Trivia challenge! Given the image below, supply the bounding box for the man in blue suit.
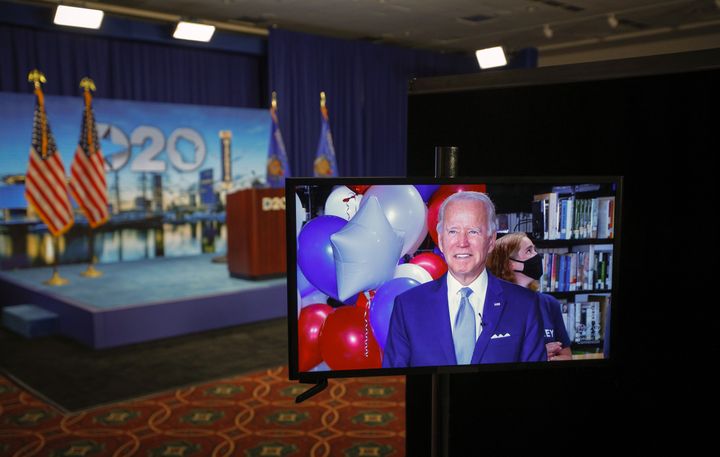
[383,191,547,367]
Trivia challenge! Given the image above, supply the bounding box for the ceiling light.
[173,21,216,42]
[475,46,507,70]
[608,13,619,29]
[53,5,104,29]
[543,24,554,39]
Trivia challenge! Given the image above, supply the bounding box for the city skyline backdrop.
[0,92,271,213]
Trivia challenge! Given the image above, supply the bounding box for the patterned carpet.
[0,367,405,457]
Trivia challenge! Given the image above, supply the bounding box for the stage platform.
[0,254,287,349]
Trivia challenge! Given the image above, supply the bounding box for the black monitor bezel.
[286,175,623,382]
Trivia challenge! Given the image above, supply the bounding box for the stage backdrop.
[0,92,270,269]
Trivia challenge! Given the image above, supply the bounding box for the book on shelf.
[533,192,558,240]
[559,197,568,240]
[569,253,578,292]
[567,301,601,345]
[532,191,615,241]
[597,196,615,239]
[531,200,543,239]
[573,198,583,239]
[559,299,570,339]
[587,294,611,346]
[538,247,613,293]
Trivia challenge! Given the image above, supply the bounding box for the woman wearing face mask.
[487,232,572,361]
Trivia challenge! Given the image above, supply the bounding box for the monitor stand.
[295,378,328,403]
[429,146,459,457]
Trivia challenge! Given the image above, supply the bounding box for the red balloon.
[426,184,487,245]
[410,253,448,280]
[348,185,371,194]
[427,192,445,246]
[354,290,376,310]
[298,304,334,372]
[319,306,382,370]
[440,184,486,195]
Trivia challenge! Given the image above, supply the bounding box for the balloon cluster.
[296,184,485,371]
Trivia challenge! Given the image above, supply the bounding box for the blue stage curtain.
[268,29,476,177]
[0,24,264,107]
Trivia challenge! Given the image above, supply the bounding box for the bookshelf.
[493,182,618,358]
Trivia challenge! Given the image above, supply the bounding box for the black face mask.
[511,254,543,281]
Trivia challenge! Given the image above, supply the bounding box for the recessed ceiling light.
[53,5,104,29]
[543,24,554,39]
[475,46,507,69]
[608,13,619,29]
[173,21,216,42]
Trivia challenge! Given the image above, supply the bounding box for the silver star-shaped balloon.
[331,196,404,302]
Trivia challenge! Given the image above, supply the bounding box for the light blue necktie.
[454,287,476,365]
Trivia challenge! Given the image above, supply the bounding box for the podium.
[226,188,287,279]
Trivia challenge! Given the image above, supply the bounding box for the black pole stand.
[430,146,460,457]
[294,378,328,403]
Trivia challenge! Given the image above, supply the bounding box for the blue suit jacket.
[382,271,547,367]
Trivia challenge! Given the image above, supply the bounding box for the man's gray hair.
[436,191,498,236]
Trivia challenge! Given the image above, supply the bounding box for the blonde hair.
[486,232,539,292]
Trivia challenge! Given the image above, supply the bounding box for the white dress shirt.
[447,269,488,342]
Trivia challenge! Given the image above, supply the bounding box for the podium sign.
[226,188,287,279]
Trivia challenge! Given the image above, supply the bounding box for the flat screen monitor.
[286,176,622,380]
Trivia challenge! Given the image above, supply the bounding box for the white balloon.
[362,185,428,256]
[394,263,433,284]
[295,193,306,238]
[324,186,362,221]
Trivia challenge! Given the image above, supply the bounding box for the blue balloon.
[297,268,315,297]
[370,277,420,350]
[433,246,445,259]
[297,215,347,299]
[301,290,329,307]
[414,184,440,202]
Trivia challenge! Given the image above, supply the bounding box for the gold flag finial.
[80,78,97,154]
[320,91,326,108]
[80,77,96,92]
[28,69,46,89]
[271,91,277,110]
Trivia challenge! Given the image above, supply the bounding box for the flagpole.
[78,77,103,278]
[27,69,70,287]
[81,230,103,277]
[314,91,336,177]
[43,236,68,286]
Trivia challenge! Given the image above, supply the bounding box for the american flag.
[24,82,74,236]
[69,82,109,228]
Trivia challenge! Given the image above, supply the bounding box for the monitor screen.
[286,176,622,379]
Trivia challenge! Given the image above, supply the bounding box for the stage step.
[2,304,59,338]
